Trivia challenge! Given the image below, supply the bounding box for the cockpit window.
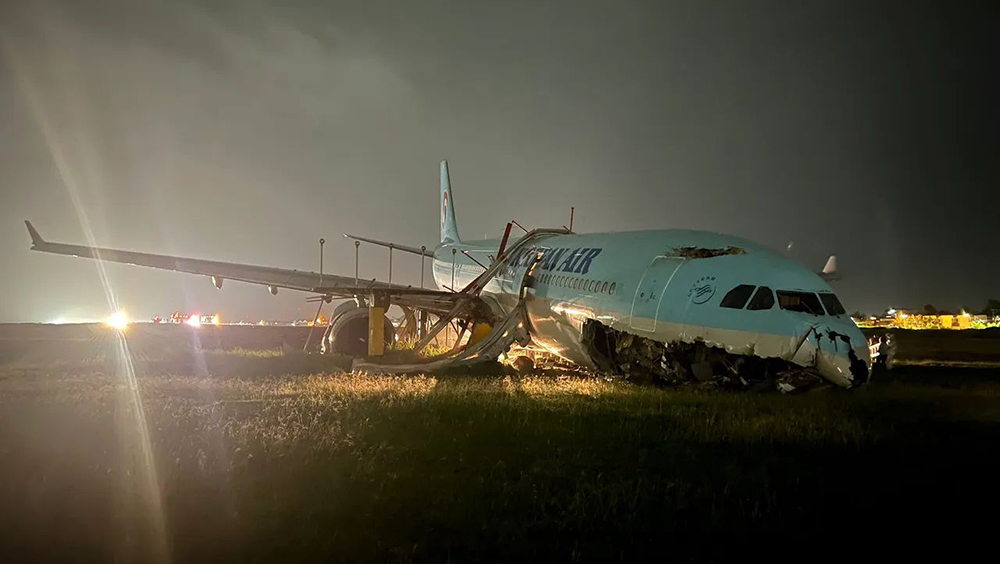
[747,286,775,310]
[777,291,825,316]
[720,284,756,309]
[818,293,846,315]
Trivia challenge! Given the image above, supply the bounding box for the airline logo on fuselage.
[506,247,603,275]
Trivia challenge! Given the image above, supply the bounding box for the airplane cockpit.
[719,284,848,317]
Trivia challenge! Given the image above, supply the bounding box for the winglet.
[25,221,45,247]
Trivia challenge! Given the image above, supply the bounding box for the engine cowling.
[322,303,395,357]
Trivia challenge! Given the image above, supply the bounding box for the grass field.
[1,324,998,562]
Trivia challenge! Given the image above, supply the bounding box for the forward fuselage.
[432,229,869,387]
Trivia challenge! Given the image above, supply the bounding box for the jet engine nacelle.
[322,301,395,357]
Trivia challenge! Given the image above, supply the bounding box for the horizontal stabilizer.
[818,255,840,281]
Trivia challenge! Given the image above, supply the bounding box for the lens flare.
[106,310,130,329]
[5,32,169,562]
[185,314,201,328]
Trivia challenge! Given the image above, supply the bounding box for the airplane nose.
[815,325,871,388]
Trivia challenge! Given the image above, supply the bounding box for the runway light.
[185,314,201,328]
[106,310,130,330]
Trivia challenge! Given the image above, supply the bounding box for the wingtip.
[24,220,44,246]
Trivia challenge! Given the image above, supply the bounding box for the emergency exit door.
[629,256,685,332]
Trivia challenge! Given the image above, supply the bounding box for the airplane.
[24,161,870,390]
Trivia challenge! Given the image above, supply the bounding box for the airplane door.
[629,257,685,332]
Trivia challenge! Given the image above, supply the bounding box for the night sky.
[1,0,996,322]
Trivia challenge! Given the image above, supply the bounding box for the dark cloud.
[1,0,997,321]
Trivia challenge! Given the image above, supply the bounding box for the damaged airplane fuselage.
[24,159,870,388]
[435,227,869,388]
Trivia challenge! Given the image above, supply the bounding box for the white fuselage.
[432,229,869,387]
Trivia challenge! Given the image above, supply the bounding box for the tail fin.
[440,160,461,244]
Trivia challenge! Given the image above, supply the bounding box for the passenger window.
[720,284,756,309]
[601,281,608,293]
[818,293,846,315]
[777,291,826,316]
[747,286,774,310]
[609,282,616,295]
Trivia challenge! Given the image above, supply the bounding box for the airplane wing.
[24,221,457,311]
[343,233,434,257]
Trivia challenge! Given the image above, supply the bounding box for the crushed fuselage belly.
[581,319,868,392]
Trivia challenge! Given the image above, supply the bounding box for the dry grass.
[1,325,999,562]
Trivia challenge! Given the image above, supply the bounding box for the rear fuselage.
[432,229,869,387]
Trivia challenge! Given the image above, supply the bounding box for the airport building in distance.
[855,310,999,330]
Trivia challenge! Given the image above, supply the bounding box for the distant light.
[901,313,908,319]
[887,308,897,316]
[211,314,221,326]
[185,315,201,328]
[106,310,130,330]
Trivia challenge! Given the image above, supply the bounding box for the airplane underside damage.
[351,301,530,375]
[581,320,864,392]
[349,228,567,375]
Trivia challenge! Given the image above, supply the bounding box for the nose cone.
[815,321,871,388]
